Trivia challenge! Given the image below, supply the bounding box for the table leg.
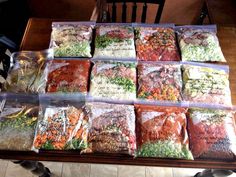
[194,169,235,177]
[12,160,51,177]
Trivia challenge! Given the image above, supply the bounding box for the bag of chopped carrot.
[187,108,236,160]
[135,104,193,160]
[33,93,88,151]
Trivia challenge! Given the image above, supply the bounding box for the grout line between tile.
[171,168,174,177]
[3,160,9,177]
[89,163,92,177]
[60,163,64,177]
[145,166,147,177]
[117,165,119,177]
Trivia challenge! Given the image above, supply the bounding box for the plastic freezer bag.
[135,27,180,61]
[176,25,226,62]
[90,61,136,101]
[50,22,94,58]
[84,102,136,155]
[137,63,182,102]
[4,50,53,93]
[33,94,88,150]
[93,25,136,59]
[135,104,193,160]
[182,64,232,106]
[188,108,236,160]
[0,94,38,151]
[46,59,90,93]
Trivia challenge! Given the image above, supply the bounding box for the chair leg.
[194,169,234,177]
[12,160,52,177]
[197,1,209,25]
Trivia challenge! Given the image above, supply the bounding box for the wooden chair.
[90,0,166,23]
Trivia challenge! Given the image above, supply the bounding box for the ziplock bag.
[83,102,136,155]
[0,93,38,151]
[89,61,136,101]
[134,24,180,61]
[135,104,193,160]
[93,24,136,60]
[187,107,236,160]
[33,93,88,150]
[182,63,232,106]
[4,49,53,93]
[176,25,226,62]
[137,62,182,102]
[46,59,91,93]
[50,22,95,58]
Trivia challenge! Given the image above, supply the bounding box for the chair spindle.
[141,2,147,23]
[122,1,127,22]
[131,2,137,22]
[155,0,165,23]
[112,1,116,22]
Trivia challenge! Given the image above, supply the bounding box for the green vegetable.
[54,41,91,57]
[64,139,87,150]
[95,35,124,49]
[109,77,136,92]
[179,30,225,62]
[41,140,54,150]
[115,62,136,68]
[137,140,193,160]
[0,115,37,130]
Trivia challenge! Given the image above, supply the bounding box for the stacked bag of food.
[0,22,235,162]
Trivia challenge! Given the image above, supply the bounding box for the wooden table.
[1,18,236,170]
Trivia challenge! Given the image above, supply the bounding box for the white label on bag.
[141,111,164,123]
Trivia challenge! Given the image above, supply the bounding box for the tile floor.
[0,159,236,177]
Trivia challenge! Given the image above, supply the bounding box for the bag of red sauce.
[135,104,193,160]
[46,59,90,93]
[187,108,236,161]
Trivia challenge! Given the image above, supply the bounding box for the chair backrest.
[100,0,165,23]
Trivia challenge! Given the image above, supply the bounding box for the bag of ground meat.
[188,108,236,160]
[176,25,226,62]
[134,24,180,61]
[182,63,232,106]
[0,93,38,151]
[83,102,136,155]
[50,22,94,58]
[137,62,182,102]
[46,59,90,93]
[89,61,136,101]
[93,24,136,60]
[33,94,88,151]
[135,104,193,160]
